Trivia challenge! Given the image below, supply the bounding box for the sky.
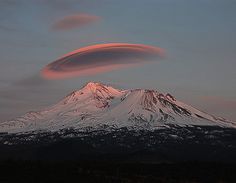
[0,0,236,121]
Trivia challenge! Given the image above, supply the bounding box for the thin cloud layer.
[52,13,100,31]
[41,43,165,79]
[201,96,236,109]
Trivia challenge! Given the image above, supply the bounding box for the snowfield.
[1,82,235,133]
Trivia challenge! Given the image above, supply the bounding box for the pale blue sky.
[0,0,236,121]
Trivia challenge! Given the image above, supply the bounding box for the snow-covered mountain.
[1,82,235,133]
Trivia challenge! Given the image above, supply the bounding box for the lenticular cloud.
[52,13,100,31]
[41,43,165,79]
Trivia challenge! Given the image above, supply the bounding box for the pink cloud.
[41,43,165,79]
[52,13,100,31]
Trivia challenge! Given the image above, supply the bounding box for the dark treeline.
[0,160,236,183]
[1,126,236,162]
[0,126,236,182]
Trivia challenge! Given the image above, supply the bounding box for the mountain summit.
[1,82,235,133]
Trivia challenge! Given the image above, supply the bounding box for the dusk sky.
[0,0,236,121]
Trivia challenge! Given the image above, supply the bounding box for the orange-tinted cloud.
[41,43,165,79]
[52,13,100,31]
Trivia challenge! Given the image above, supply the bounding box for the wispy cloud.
[52,13,100,31]
[0,25,17,32]
[200,96,236,109]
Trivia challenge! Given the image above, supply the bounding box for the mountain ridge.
[1,81,235,133]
